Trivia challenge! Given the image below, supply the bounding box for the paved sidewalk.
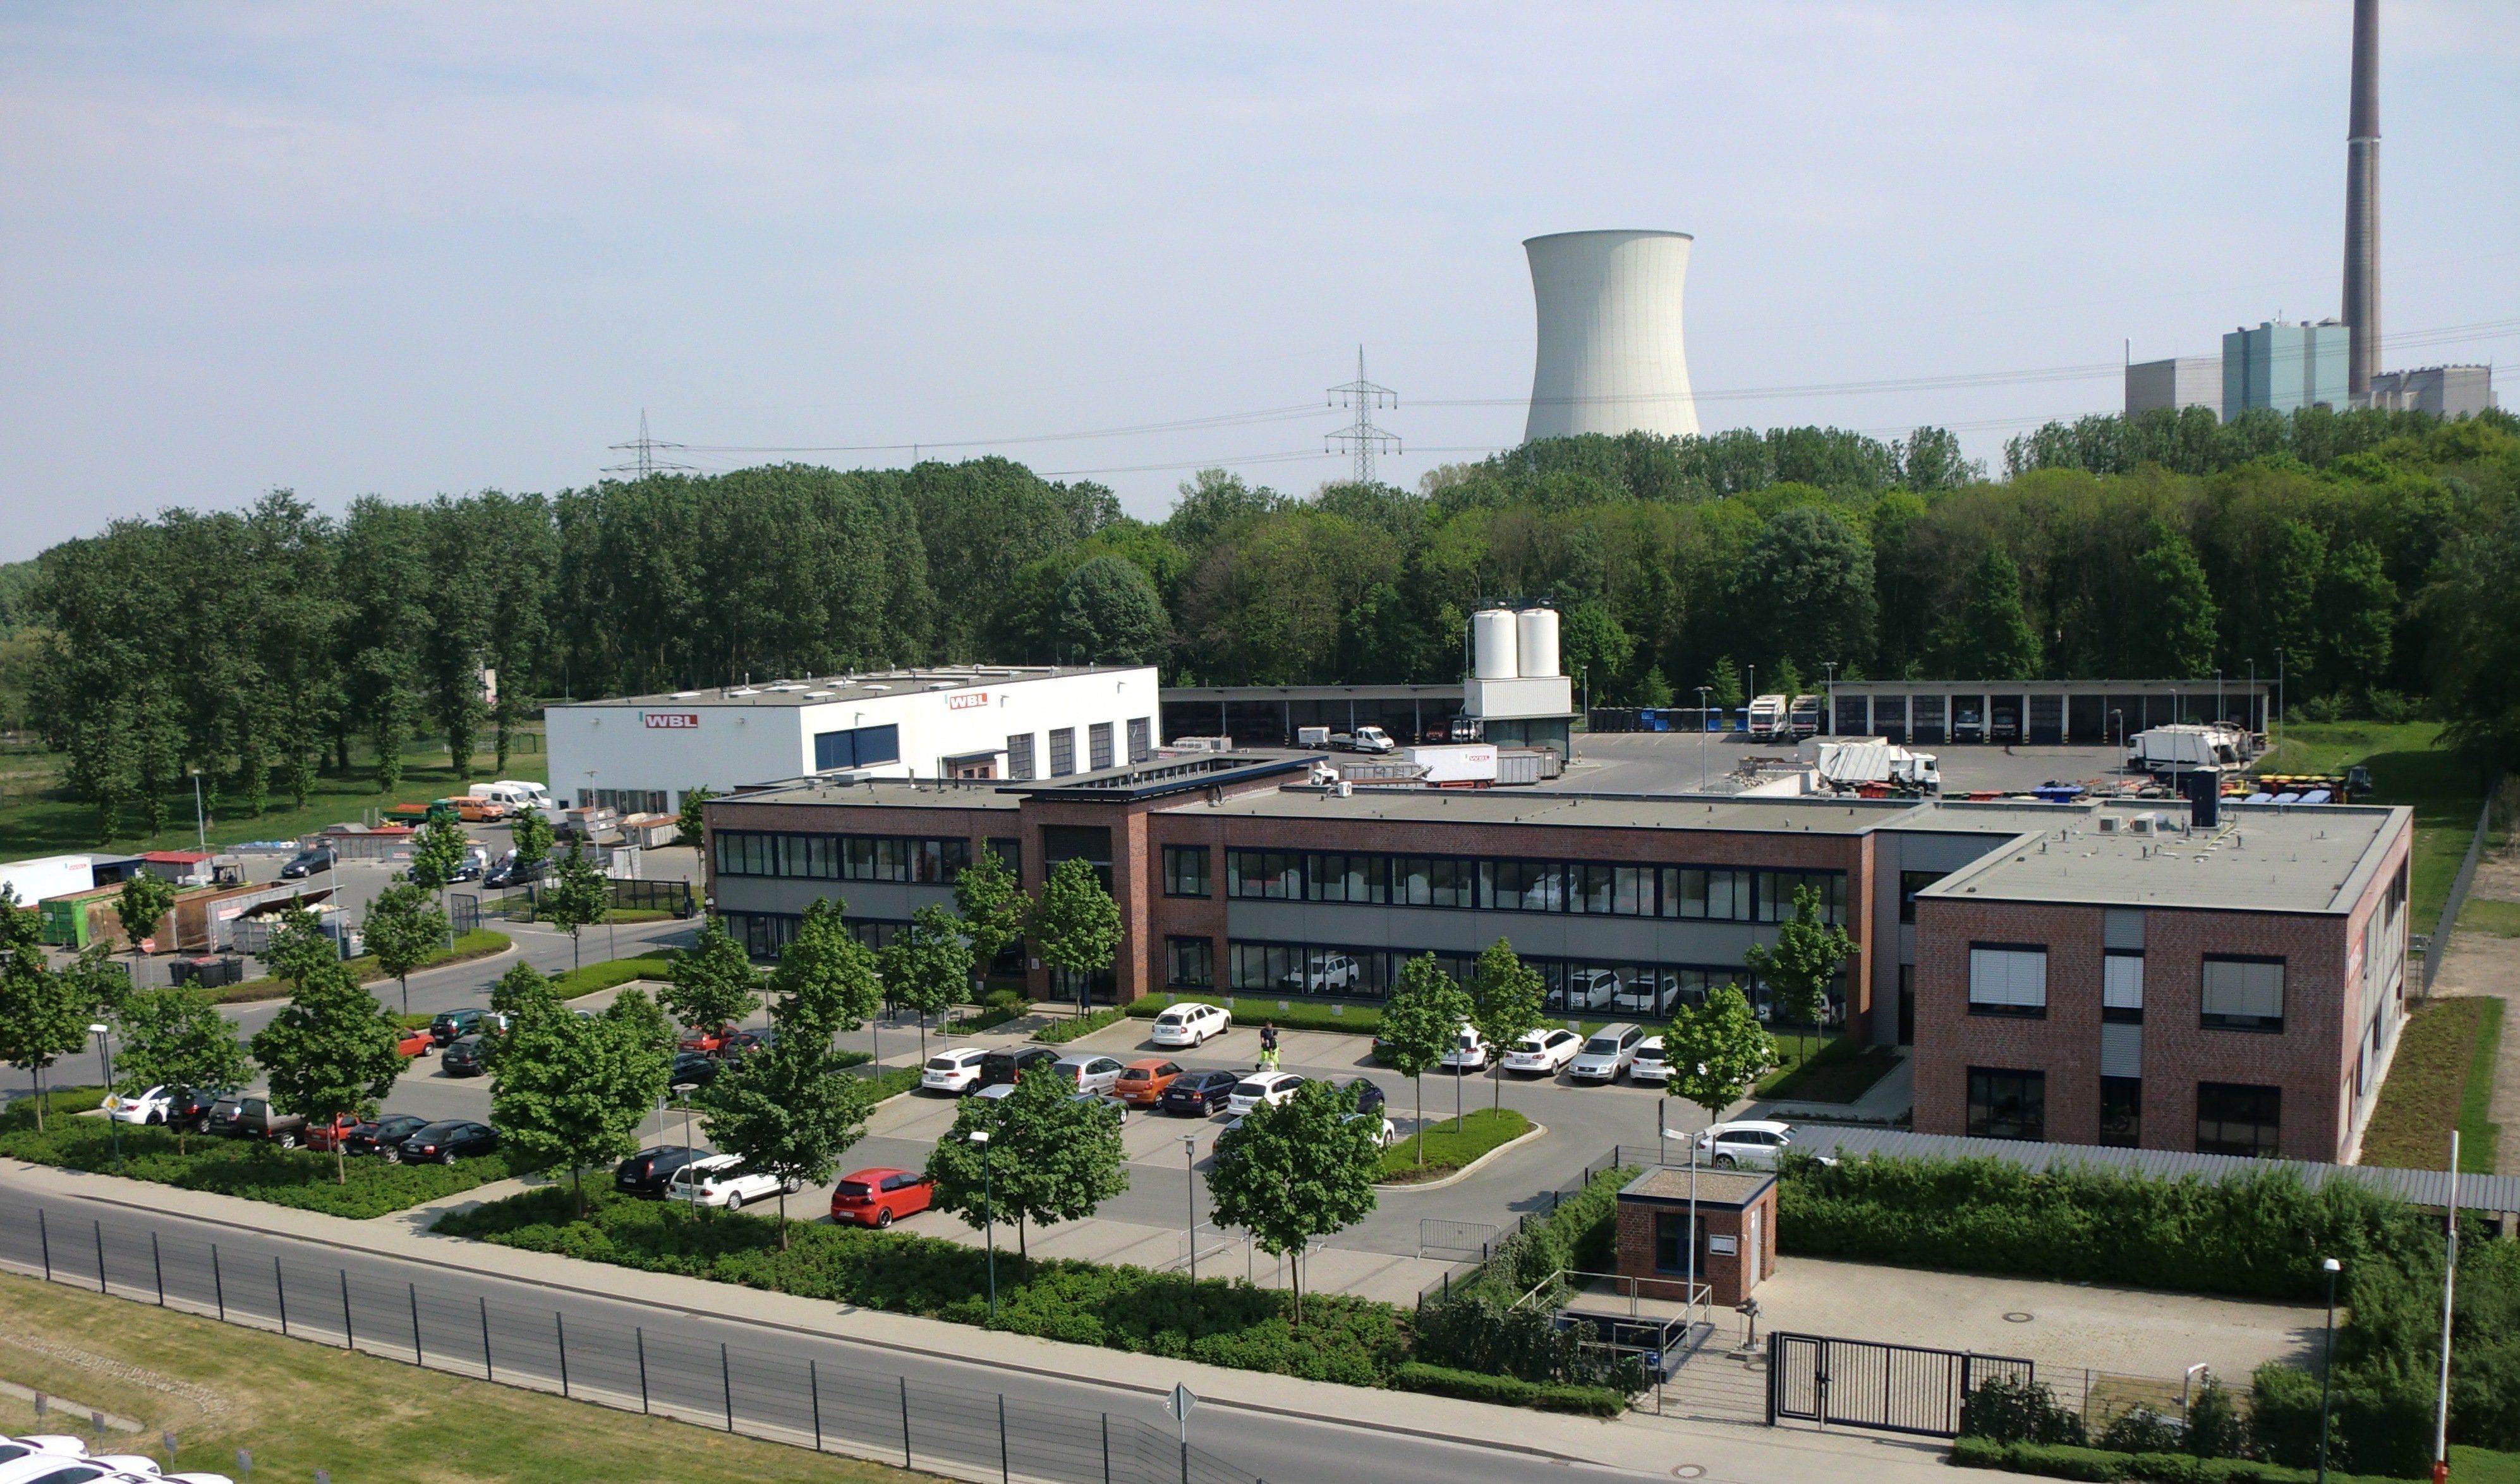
[0,1156,1961,1484]
[2426,854,2519,1176]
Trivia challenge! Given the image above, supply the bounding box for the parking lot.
[1556,732,2134,797]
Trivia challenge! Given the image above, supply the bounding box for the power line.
[602,409,700,477]
[1324,346,1400,484]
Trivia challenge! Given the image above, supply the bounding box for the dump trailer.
[1804,737,1942,795]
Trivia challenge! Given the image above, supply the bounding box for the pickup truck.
[1329,725,1396,754]
[209,1095,308,1147]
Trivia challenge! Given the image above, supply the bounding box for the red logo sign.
[643,713,700,729]
[948,692,992,711]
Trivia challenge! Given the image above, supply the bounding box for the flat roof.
[1620,1167,1774,1207]
[1161,684,1465,702]
[717,778,1021,812]
[1916,802,2408,915]
[1827,677,2268,695]
[998,751,1314,803]
[1178,787,1917,835]
[556,665,1148,710]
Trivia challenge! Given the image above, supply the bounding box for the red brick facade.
[1613,1171,1778,1306]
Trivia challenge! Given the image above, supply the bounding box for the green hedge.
[435,1188,1412,1386]
[0,1092,534,1219]
[1949,1435,2421,1483]
[1390,1361,1623,1416]
[1125,993,1383,1035]
[550,953,683,999]
[1035,1006,1127,1044]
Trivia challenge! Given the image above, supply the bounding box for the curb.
[1375,1119,1546,1192]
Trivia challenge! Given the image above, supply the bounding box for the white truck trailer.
[1746,694,1790,740]
[2126,725,2243,776]
[1800,736,1942,794]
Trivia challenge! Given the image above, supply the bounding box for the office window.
[1482,859,1563,912]
[1899,871,1948,924]
[1757,870,1845,924]
[1305,852,1386,904]
[2201,956,2285,1032]
[1653,1210,1701,1274]
[1088,721,1114,771]
[1570,863,1652,917]
[1662,867,1752,921]
[1006,734,1035,781]
[813,725,900,771]
[2099,1077,2141,1148]
[2196,1082,2281,1157]
[1391,855,1475,908]
[1966,1068,2045,1141]
[1166,936,1215,989]
[1225,850,1303,900]
[983,837,1021,876]
[2104,951,2145,1019]
[1127,716,1153,764]
[1968,945,2048,1017]
[1163,845,1210,898]
[1048,728,1076,776]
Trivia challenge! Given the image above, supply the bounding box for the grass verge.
[1125,992,1383,1035]
[551,953,684,1000]
[2359,996,2501,1173]
[1756,1035,1900,1103]
[1379,1107,1532,1183]
[0,1086,535,1219]
[210,929,514,1004]
[2459,897,2520,938]
[1034,1006,1127,1044]
[2459,995,2505,1173]
[0,1270,919,1484]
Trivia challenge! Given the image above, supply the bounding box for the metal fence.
[0,1202,1263,1484]
[1767,1332,2033,1439]
[2422,773,2502,998]
[1412,1145,1647,1308]
[1416,1219,1500,1260]
[501,877,695,922]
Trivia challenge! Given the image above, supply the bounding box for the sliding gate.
[1766,1332,2033,1438]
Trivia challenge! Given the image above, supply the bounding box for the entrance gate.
[1766,1332,2033,1438]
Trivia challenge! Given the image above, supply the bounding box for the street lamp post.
[1822,663,1838,736]
[1695,687,1712,790]
[1181,1133,1199,1280]
[2317,1256,2342,1484]
[971,1130,997,1320]
[2275,648,2286,765]
[2112,710,2125,775]
[89,1024,119,1168]
[188,770,207,853]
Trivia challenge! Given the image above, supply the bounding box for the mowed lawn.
[2358,995,2504,1174]
[0,1271,931,1484]
[0,733,545,857]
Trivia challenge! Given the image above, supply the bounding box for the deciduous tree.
[361,875,446,1016]
[880,902,972,1060]
[492,977,669,1214]
[952,845,1027,995]
[112,984,252,1152]
[1664,985,1776,1126]
[1468,939,1545,1119]
[922,1059,1127,1260]
[408,814,471,901]
[248,917,406,1183]
[0,943,92,1131]
[1031,857,1121,1013]
[661,917,761,1048]
[700,1013,870,1245]
[1052,555,1171,665]
[1376,953,1472,1166]
[1743,885,1853,1068]
[770,898,883,1044]
[116,872,178,959]
[540,838,610,970]
[674,787,715,848]
[1204,1079,1381,1324]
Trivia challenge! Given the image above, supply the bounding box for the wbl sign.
[947,692,994,711]
[642,712,701,729]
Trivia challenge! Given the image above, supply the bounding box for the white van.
[470,780,552,810]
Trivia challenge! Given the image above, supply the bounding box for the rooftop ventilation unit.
[671,691,701,699]
[726,688,760,697]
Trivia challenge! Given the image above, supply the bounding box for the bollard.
[998,1394,1010,1484]
[152,1233,165,1306]
[809,1359,820,1451]
[900,1376,912,1469]
[479,1297,492,1382]
[275,1257,288,1336]
[555,1312,569,1399]
[410,1284,423,1366]
[1102,1413,1112,1484]
[721,1342,734,1432]
[38,1210,50,1282]
[212,1246,224,1321]
[94,1220,107,1294]
[341,1270,354,1351]
[636,1327,649,1414]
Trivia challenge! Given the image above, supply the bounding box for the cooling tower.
[1522,229,1699,442]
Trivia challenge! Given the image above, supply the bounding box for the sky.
[3,2,2516,560]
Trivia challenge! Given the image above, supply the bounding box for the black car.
[667,1050,720,1091]
[485,856,545,890]
[346,1114,430,1157]
[401,1120,498,1164]
[730,1027,778,1057]
[440,1035,488,1077]
[166,1086,234,1133]
[976,1046,1059,1090]
[278,847,337,879]
[1159,1069,1242,1116]
[430,1008,507,1046]
[614,1145,705,1198]
[1344,1078,1387,1116]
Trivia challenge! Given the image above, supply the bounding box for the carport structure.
[1822,679,2269,746]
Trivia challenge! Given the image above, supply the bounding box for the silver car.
[1051,1053,1126,1096]
[1566,1023,1644,1082]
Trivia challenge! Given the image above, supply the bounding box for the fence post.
[555,1313,569,1399]
[720,1342,734,1432]
[275,1257,288,1336]
[340,1270,354,1351]
[900,1377,912,1469]
[38,1210,50,1282]
[211,1245,223,1321]
[479,1296,492,1382]
[1101,1414,1111,1484]
[1180,1439,1190,1484]
[410,1284,423,1366]
[809,1360,820,1451]
[94,1219,107,1294]
[152,1233,164,1306]
[636,1327,648,1415]
[998,1395,1010,1484]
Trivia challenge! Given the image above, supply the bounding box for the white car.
[1278,952,1360,993]
[972,1083,1019,1104]
[1694,1119,1820,1170]
[1343,1112,1399,1147]
[0,1442,87,1468]
[1149,1001,1231,1048]
[1501,1028,1582,1076]
[1560,968,1621,1011]
[0,1458,121,1484]
[101,1086,174,1125]
[1567,1023,1645,1082]
[1225,1071,1306,1116]
[1628,1035,1671,1084]
[1436,1025,1490,1071]
[665,1153,801,1211]
[1610,975,1668,1016]
[1051,1053,1125,1095]
[919,1047,991,1094]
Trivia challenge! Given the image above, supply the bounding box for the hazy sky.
[4,3,2515,560]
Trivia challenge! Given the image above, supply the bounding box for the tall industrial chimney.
[2342,0,2380,397]
[1523,230,1700,441]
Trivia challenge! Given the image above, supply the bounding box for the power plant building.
[2124,356,2222,419]
[1522,230,1700,442]
[2368,365,2496,418]
[2222,320,2349,418]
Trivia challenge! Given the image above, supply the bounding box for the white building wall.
[546,668,1162,804]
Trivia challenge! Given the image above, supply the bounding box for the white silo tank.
[1470,609,1520,680]
[1523,229,1699,441]
[1517,608,1561,678]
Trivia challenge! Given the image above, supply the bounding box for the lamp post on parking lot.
[1695,687,1712,790]
[971,1130,997,1320]
[1182,1133,1200,1279]
[2318,1257,2342,1483]
[90,1024,119,1169]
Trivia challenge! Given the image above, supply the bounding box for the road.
[0,1173,1666,1484]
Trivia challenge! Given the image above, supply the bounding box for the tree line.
[20,406,2520,838]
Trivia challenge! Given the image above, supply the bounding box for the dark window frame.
[2196,1081,2281,1157]
[1165,935,1215,989]
[1162,845,1211,898]
[2200,954,2286,1033]
[1965,1066,2046,1141]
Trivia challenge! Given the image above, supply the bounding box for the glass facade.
[1212,936,1772,1019]
[1220,850,1845,923]
[713,831,972,883]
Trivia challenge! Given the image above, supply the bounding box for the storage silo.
[1471,609,1520,680]
[1516,608,1561,678]
[1522,229,1699,441]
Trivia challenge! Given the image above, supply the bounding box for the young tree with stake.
[880,902,972,1061]
[1378,953,1472,1167]
[660,917,761,1053]
[491,974,670,1215]
[407,812,471,910]
[361,874,446,1015]
[1204,1079,1381,1324]
[248,916,406,1183]
[698,1011,869,1246]
[508,806,555,888]
[1743,884,1853,1070]
[115,872,178,959]
[922,1065,1127,1260]
[0,943,94,1131]
[952,845,1027,998]
[1664,984,1776,1131]
[1032,857,1120,1013]
[1468,938,1546,1120]
[112,982,253,1153]
[540,838,612,970]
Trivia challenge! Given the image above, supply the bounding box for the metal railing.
[1513,1269,1711,1382]
[0,1202,1263,1484]
[1416,1219,1499,1260]
[1412,1145,1646,1309]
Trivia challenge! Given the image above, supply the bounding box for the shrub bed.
[551,954,683,1000]
[214,929,516,1003]
[1390,1361,1623,1416]
[1124,994,1381,1035]
[435,1188,1412,1386]
[1949,1434,2420,1483]
[1378,1108,1532,1183]
[0,1092,533,1219]
[1036,1007,1127,1044]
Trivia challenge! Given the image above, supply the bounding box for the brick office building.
[703,751,2411,1159]
[1909,804,2411,1163]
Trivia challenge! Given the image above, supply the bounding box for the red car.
[303,1112,365,1152]
[830,1167,933,1229]
[679,1023,737,1056]
[396,1027,433,1058]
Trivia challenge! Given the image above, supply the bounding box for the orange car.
[1112,1058,1186,1107]
[445,796,511,823]
[395,1027,433,1058]
[304,1112,365,1152]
